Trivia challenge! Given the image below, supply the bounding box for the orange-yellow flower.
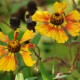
[32,2,80,43]
[0,30,36,71]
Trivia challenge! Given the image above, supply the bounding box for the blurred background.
[0,0,80,80]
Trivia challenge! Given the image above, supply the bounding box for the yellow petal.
[0,53,16,71]
[66,10,80,21]
[65,22,80,36]
[54,2,66,13]
[20,44,31,54]
[20,30,35,43]
[32,11,50,22]
[35,24,54,37]
[20,51,36,67]
[53,26,68,43]
[0,32,9,43]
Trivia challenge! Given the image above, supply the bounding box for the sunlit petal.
[32,11,50,22]
[0,53,16,71]
[54,2,66,13]
[20,51,36,67]
[20,30,35,43]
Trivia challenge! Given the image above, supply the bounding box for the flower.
[32,2,80,43]
[0,30,36,71]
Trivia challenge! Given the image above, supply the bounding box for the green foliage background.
[0,0,80,80]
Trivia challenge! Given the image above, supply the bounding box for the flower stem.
[10,71,15,80]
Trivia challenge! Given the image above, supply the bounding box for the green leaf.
[31,33,41,45]
[15,73,24,80]
[25,77,37,80]
[53,74,69,80]
[39,62,50,80]
[76,60,80,73]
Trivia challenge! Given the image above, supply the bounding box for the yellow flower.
[0,30,36,71]
[32,2,80,43]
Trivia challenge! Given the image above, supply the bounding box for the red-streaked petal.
[0,53,16,71]
[65,22,80,36]
[14,29,19,40]
[53,26,68,43]
[0,45,7,56]
[35,24,55,37]
[36,24,68,43]
[65,10,80,22]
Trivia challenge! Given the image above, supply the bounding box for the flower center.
[50,13,64,25]
[8,40,21,53]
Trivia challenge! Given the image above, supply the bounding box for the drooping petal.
[20,51,36,67]
[54,2,66,13]
[20,30,35,43]
[53,26,68,43]
[65,22,80,36]
[0,32,9,43]
[65,10,80,22]
[32,11,50,22]
[0,45,7,56]
[0,53,16,71]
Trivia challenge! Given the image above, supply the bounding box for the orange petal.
[14,29,19,40]
[32,11,50,22]
[65,10,80,22]
[65,22,80,36]
[20,30,35,44]
[0,53,16,71]
[0,45,7,56]
[20,51,36,67]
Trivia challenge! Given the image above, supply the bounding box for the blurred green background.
[0,0,80,80]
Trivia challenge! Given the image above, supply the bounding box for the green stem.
[10,71,14,80]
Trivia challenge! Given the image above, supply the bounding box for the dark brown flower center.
[50,13,64,25]
[8,40,21,53]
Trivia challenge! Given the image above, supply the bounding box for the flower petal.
[65,22,80,36]
[0,32,9,43]
[54,2,66,13]
[20,44,31,53]
[32,11,50,22]
[14,29,19,40]
[20,30,35,43]
[53,26,68,43]
[0,45,7,56]
[0,53,16,71]
[36,24,68,43]
[65,10,80,22]
[35,24,54,37]
[20,51,36,67]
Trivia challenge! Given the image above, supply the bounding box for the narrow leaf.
[39,62,50,80]
[25,77,37,80]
